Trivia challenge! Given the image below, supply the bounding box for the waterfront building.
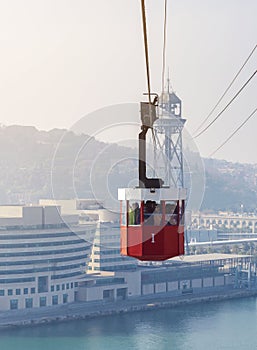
[76,253,254,302]
[187,228,218,243]
[115,253,253,298]
[40,199,137,273]
[39,199,118,223]
[1,200,253,312]
[87,222,137,273]
[0,205,95,311]
[191,212,257,233]
[77,274,128,302]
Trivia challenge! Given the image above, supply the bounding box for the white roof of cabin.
[118,187,186,201]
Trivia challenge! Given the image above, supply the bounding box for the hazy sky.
[0,0,256,163]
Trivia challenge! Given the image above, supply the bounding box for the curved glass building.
[0,205,96,310]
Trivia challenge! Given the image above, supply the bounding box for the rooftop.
[169,253,251,264]
[0,204,79,228]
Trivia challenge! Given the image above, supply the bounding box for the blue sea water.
[1,297,257,350]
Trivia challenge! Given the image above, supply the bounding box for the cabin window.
[143,201,164,226]
[128,201,141,226]
[180,200,185,225]
[153,202,163,226]
[165,201,178,226]
[121,201,127,226]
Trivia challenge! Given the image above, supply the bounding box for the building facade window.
[0,290,4,296]
[38,276,48,293]
[56,285,60,291]
[52,295,58,305]
[39,296,47,307]
[24,288,28,295]
[10,299,18,310]
[25,298,33,308]
[31,287,35,294]
[8,289,13,296]
[16,289,21,295]
[63,294,68,304]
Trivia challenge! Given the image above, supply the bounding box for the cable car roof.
[118,187,186,201]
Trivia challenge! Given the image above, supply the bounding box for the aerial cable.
[141,0,152,104]
[209,107,257,157]
[161,0,168,97]
[194,70,257,138]
[193,44,257,135]
[140,0,157,149]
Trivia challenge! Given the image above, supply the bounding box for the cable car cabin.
[118,187,186,261]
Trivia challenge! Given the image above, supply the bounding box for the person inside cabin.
[165,202,178,226]
[129,202,140,225]
[133,202,140,225]
[129,204,134,225]
[154,204,162,226]
[144,200,156,225]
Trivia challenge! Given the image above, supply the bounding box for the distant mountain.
[201,158,257,212]
[0,125,256,212]
[0,125,136,207]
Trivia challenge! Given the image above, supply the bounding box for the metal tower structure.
[153,80,186,188]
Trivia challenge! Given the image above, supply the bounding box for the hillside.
[0,125,256,212]
[202,158,257,212]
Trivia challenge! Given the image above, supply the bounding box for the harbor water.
[0,297,257,350]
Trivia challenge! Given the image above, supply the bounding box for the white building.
[79,253,250,302]
[39,199,119,223]
[0,205,95,311]
[39,199,137,273]
[87,222,137,273]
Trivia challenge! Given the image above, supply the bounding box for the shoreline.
[1,288,257,329]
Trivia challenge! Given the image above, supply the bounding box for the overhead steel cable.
[194,70,257,138]
[193,44,257,135]
[141,0,151,104]
[161,0,168,97]
[209,107,257,157]
[140,1,158,148]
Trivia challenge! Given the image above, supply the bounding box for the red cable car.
[119,99,186,261]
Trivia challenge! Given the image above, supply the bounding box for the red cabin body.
[119,188,186,261]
